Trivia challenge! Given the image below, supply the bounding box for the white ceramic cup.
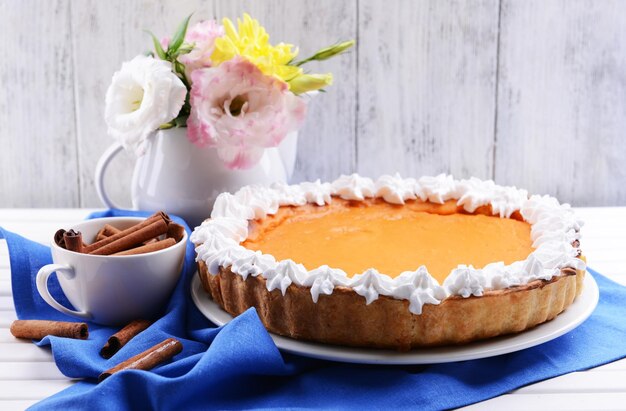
[36,217,187,325]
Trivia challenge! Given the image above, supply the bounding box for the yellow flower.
[211,13,302,83]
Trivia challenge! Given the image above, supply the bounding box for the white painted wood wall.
[1,0,625,207]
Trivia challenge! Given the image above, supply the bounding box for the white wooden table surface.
[0,208,625,410]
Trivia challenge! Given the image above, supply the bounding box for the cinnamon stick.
[98,338,182,382]
[10,320,88,340]
[166,223,185,243]
[54,229,67,248]
[88,219,169,255]
[95,224,121,242]
[83,211,171,254]
[97,224,159,246]
[63,229,84,253]
[100,319,152,359]
[102,223,122,236]
[113,238,176,256]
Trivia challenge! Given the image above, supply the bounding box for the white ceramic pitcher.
[95,128,298,227]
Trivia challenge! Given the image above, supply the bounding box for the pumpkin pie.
[191,174,586,350]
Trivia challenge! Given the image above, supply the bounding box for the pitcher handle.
[95,142,125,209]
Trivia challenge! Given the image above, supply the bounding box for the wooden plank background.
[0,0,624,207]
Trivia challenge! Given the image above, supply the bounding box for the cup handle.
[95,142,125,209]
[36,264,93,320]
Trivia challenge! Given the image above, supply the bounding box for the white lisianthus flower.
[105,55,187,155]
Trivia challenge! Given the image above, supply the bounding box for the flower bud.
[288,73,333,94]
[309,40,355,62]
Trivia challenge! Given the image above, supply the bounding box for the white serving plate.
[190,272,599,364]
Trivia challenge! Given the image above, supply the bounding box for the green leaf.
[168,14,193,55]
[174,60,187,77]
[175,60,184,73]
[146,30,167,60]
[174,115,189,128]
[173,60,191,88]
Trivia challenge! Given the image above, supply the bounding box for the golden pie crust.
[197,261,584,351]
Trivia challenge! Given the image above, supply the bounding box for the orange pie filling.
[243,199,535,284]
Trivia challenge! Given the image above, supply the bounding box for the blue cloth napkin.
[2,209,626,410]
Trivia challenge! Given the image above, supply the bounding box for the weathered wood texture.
[495,0,626,206]
[357,0,499,181]
[0,0,79,207]
[1,0,625,207]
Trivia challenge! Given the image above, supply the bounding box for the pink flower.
[178,20,224,76]
[188,57,307,169]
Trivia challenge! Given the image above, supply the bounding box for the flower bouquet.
[104,13,353,170]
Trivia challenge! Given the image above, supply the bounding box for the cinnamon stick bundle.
[54,211,178,256]
[63,229,84,253]
[113,238,176,256]
[10,320,88,340]
[96,223,160,247]
[88,219,169,255]
[100,319,152,359]
[83,211,171,254]
[98,338,182,382]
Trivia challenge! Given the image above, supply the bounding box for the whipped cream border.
[191,174,586,315]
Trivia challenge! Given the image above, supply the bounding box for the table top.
[1,208,625,410]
